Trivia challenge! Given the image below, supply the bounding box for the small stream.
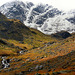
[1,57,10,68]
[1,50,27,69]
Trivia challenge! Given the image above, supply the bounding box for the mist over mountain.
[0,0,75,34]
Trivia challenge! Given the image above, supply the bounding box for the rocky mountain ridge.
[1,1,75,35]
[0,1,69,35]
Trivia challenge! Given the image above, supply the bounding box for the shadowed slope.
[0,12,31,41]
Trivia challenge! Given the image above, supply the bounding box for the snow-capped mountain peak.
[0,1,75,35]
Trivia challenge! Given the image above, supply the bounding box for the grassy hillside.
[0,12,32,41]
[0,34,75,75]
[0,12,75,75]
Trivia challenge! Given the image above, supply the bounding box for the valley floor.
[0,31,75,75]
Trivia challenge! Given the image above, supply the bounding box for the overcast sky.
[0,0,75,11]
